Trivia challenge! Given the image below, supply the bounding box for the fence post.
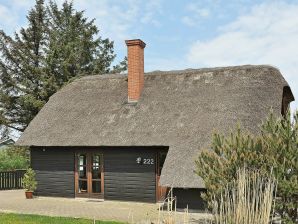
[0,172,2,189]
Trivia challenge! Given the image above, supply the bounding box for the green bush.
[23,168,37,192]
[196,111,298,223]
[0,146,29,171]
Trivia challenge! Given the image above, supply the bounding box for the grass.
[0,213,125,224]
[210,168,277,224]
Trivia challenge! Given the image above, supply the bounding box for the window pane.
[79,166,87,178]
[79,154,86,166]
[92,181,101,193]
[92,155,100,167]
[92,166,101,179]
[78,180,87,193]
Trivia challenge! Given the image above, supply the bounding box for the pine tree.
[262,112,298,223]
[111,56,128,74]
[0,0,126,134]
[0,0,48,132]
[196,111,298,223]
[45,1,116,87]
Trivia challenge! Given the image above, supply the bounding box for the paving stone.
[0,190,212,223]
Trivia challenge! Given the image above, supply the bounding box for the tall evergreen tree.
[0,0,125,134]
[0,0,48,132]
[45,1,116,88]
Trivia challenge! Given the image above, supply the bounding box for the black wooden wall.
[173,188,207,210]
[31,148,75,197]
[30,147,208,208]
[104,148,156,202]
[30,146,167,202]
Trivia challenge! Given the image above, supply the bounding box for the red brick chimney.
[125,39,146,102]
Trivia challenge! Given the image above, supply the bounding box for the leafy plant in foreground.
[196,111,298,223]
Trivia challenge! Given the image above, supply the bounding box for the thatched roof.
[17,65,294,188]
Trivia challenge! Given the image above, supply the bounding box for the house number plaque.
[136,157,154,165]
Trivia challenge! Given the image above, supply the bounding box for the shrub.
[0,146,29,171]
[23,168,37,192]
[212,167,277,224]
[196,111,298,223]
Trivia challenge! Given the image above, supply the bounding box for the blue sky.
[0,0,298,110]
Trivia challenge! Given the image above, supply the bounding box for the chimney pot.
[125,39,146,102]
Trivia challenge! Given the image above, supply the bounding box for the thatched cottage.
[17,39,294,208]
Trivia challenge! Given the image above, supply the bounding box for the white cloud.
[0,0,163,50]
[187,1,298,110]
[74,0,163,41]
[186,3,210,17]
[10,0,34,8]
[181,2,212,26]
[0,0,35,34]
[146,57,191,72]
[140,0,163,26]
[72,0,164,63]
[0,4,17,29]
[70,0,136,41]
[182,16,196,27]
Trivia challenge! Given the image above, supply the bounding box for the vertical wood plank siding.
[0,170,25,190]
[104,148,156,202]
[31,148,75,197]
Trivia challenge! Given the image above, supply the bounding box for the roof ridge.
[75,64,279,82]
[145,64,279,76]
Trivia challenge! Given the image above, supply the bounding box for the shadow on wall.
[173,188,207,211]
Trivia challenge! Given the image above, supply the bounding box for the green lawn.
[0,213,125,224]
